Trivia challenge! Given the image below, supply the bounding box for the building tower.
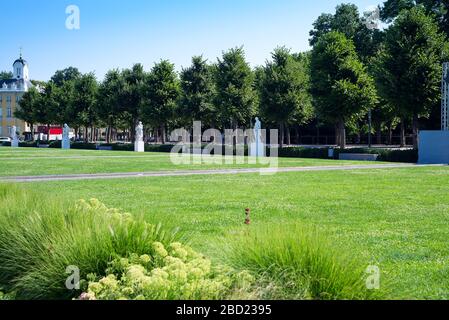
[0,53,33,138]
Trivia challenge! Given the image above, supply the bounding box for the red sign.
[37,126,62,135]
[49,128,62,135]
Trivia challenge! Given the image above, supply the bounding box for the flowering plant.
[79,242,254,300]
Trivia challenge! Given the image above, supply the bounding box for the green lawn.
[18,165,449,300]
[1,147,448,299]
[0,147,388,177]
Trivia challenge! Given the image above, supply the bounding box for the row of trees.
[17,47,311,147]
[15,1,449,148]
[309,2,449,148]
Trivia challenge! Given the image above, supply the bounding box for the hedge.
[279,147,418,163]
[2,141,418,163]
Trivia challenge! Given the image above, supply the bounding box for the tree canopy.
[311,31,377,148]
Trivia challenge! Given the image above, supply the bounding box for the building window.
[0,96,2,104]
[16,96,20,103]
[6,96,11,103]
[0,107,2,118]
[7,106,12,118]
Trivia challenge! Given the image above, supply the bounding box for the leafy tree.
[0,71,13,80]
[97,70,126,143]
[141,60,180,144]
[310,32,377,149]
[374,7,449,147]
[259,47,313,147]
[14,87,41,140]
[72,73,99,142]
[122,64,146,141]
[179,56,216,128]
[214,47,256,129]
[50,67,81,86]
[37,82,63,141]
[309,14,334,46]
[310,4,383,62]
[381,0,449,36]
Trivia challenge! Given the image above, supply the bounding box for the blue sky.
[0,0,381,81]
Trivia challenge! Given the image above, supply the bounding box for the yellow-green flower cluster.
[81,242,254,300]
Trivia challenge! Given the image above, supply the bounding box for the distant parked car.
[0,137,12,143]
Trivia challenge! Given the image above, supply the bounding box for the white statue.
[10,126,19,148]
[136,121,144,142]
[250,117,265,157]
[135,121,145,152]
[62,124,71,149]
[254,117,262,142]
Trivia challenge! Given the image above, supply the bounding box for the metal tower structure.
[443,62,449,131]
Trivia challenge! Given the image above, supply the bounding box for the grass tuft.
[219,223,382,300]
[0,184,178,300]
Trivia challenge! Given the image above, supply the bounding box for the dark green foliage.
[309,4,383,62]
[179,56,216,127]
[141,60,180,143]
[310,32,378,148]
[0,71,13,81]
[374,6,449,147]
[259,47,313,146]
[380,0,449,36]
[279,146,418,163]
[214,47,256,128]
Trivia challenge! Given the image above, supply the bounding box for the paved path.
[0,164,444,183]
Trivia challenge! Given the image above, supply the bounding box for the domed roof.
[13,57,27,66]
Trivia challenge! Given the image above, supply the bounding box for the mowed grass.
[22,165,449,299]
[0,147,389,177]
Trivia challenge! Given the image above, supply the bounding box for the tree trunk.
[387,123,393,146]
[286,126,291,145]
[161,125,166,144]
[335,125,340,147]
[338,119,346,149]
[400,119,406,147]
[106,125,111,144]
[279,123,284,148]
[376,127,382,145]
[412,114,419,149]
[84,127,88,143]
[294,127,300,145]
[30,123,35,142]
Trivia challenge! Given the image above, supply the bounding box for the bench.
[339,153,379,161]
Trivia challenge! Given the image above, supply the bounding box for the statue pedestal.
[135,141,145,152]
[11,139,19,148]
[62,139,70,150]
[250,142,265,157]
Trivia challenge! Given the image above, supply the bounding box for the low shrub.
[48,140,62,148]
[0,291,13,300]
[145,144,176,153]
[80,244,253,300]
[220,224,380,300]
[19,141,38,148]
[71,142,97,150]
[279,146,418,163]
[278,147,329,159]
[0,185,178,300]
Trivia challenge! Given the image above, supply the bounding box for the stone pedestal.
[11,139,19,148]
[135,141,145,153]
[62,138,70,150]
[250,142,265,157]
